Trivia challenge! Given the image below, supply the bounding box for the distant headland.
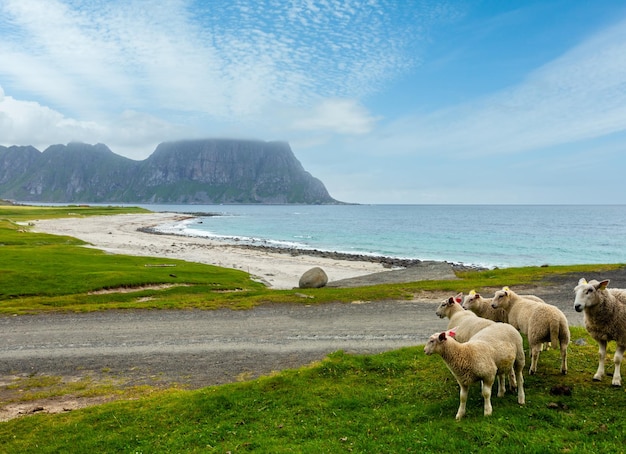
[0,139,340,205]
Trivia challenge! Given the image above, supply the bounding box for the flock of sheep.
[424,278,626,420]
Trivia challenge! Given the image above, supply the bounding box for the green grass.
[1,327,625,453]
[0,205,273,313]
[0,203,149,222]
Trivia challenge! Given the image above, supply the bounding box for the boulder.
[298,267,328,289]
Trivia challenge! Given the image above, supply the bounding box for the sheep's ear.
[578,278,588,285]
[438,332,447,341]
[598,280,610,290]
[447,296,456,305]
[454,293,463,303]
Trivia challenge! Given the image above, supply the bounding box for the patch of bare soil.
[0,395,117,422]
[88,283,188,294]
[0,374,132,422]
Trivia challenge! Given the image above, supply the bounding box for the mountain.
[0,139,339,204]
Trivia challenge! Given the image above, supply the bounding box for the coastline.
[31,213,401,289]
[138,224,480,271]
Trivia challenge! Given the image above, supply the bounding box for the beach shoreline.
[32,212,410,289]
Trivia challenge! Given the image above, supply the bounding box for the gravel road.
[0,300,444,389]
[1,268,624,391]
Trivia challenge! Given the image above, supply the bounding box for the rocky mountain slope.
[0,139,338,204]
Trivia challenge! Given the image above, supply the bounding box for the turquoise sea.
[143,204,626,269]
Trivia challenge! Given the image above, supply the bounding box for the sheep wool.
[424,324,525,420]
[435,293,495,343]
[492,286,570,375]
[574,278,626,387]
[462,290,508,323]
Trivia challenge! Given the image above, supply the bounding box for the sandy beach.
[32,212,389,289]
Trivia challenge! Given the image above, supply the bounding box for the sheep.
[462,290,509,323]
[435,293,496,343]
[463,289,552,350]
[574,278,626,386]
[424,324,525,420]
[463,289,547,323]
[491,286,570,375]
[437,294,519,390]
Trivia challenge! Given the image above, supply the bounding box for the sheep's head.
[435,293,463,318]
[574,278,609,312]
[491,287,511,309]
[462,289,481,310]
[424,328,457,355]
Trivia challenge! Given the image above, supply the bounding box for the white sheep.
[463,289,547,323]
[462,290,509,323]
[491,286,570,375]
[435,293,496,343]
[424,324,526,420]
[437,294,518,390]
[464,289,552,351]
[574,278,626,386]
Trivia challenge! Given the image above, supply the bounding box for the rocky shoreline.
[138,225,485,273]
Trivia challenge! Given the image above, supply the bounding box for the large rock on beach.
[299,267,329,289]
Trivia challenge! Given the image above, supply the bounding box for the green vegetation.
[1,205,625,452]
[0,205,271,314]
[1,327,625,452]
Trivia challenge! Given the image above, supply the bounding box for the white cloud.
[290,99,379,135]
[0,0,459,157]
[0,90,104,149]
[0,88,182,158]
[0,0,447,123]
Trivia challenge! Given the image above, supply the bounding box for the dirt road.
[0,300,447,389]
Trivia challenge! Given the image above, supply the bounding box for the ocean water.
[144,204,626,269]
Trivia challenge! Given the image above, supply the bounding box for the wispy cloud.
[365,15,626,159]
[0,0,445,117]
[0,0,457,155]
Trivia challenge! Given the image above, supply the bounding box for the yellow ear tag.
[469,290,476,296]
[503,286,510,292]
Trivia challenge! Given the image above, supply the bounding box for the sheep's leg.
[560,341,568,375]
[481,379,494,417]
[515,368,525,405]
[456,385,468,420]
[508,369,517,391]
[529,344,541,375]
[611,345,624,387]
[594,341,607,381]
[496,373,506,397]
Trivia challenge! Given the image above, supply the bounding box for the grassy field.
[1,327,625,452]
[1,205,625,452]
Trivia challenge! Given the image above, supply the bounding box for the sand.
[32,212,388,289]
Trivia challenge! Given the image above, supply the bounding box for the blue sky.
[1,0,625,204]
